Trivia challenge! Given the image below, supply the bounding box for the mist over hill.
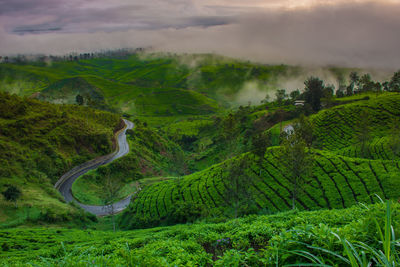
[1,0,400,263]
[1,1,400,69]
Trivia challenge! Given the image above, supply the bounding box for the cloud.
[0,1,399,69]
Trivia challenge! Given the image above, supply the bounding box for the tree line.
[265,71,400,114]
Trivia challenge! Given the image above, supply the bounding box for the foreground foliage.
[0,202,399,266]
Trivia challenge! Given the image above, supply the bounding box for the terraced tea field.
[124,149,400,221]
[311,93,400,155]
[123,93,400,224]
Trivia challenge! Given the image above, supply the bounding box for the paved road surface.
[56,119,134,216]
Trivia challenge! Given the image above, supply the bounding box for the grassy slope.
[0,202,398,266]
[0,92,120,227]
[121,94,400,226]
[0,53,361,125]
[0,55,222,118]
[71,121,186,205]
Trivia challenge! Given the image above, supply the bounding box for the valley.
[0,52,400,266]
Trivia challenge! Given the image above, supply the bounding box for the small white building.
[283,125,294,135]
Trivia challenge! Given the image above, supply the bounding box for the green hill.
[311,93,400,158]
[1,53,400,266]
[120,94,400,228]
[71,120,187,205]
[121,150,400,228]
[0,92,120,227]
[0,53,364,123]
[37,77,106,107]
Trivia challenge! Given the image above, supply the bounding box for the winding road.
[55,119,134,216]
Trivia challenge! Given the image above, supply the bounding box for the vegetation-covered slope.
[121,150,400,228]
[0,92,121,227]
[1,202,398,266]
[311,93,400,158]
[37,77,109,110]
[121,94,400,228]
[71,120,187,205]
[0,53,362,121]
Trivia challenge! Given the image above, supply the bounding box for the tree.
[322,85,334,108]
[359,74,375,92]
[222,113,238,157]
[225,157,256,218]
[349,72,360,87]
[346,84,354,96]
[76,94,84,105]
[290,89,300,101]
[346,72,360,96]
[383,81,390,92]
[2,185,21,208]
[356,110,371,157]
[389,71,400,92]
[304,77,325,112]
[336,87,345,98]
[294,114,314,148]
[261,94,270,104]
[251,132,271,163]
[278,133,313,209]
[275,89,288,104]
[101,171,123,232]
[390,118,400,156]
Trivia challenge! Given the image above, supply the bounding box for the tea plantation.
[0,202,398,266]
[1,53,400,266]
[121,93,400,228]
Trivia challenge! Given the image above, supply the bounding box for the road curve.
[55,119,134,216]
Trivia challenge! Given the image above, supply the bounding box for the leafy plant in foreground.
[287,200,399,266]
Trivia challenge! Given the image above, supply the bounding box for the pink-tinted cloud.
[0,0,399,69]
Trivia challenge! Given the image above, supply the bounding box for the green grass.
[69,121,186,205]
[0,202,398,266]
[0,53,365,117]
[72,174,173,206]
[0,92,120,226]
[161,117,214,140]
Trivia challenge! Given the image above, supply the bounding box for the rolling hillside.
[0,92,121,227]
[0,53,363,123]
[120,93,400,228]
[311,93,400,158]
[70,120,187,205]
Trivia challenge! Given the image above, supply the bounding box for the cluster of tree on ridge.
[265,70,400,114]
[0,48,147,64]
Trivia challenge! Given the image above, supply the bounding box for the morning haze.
[1,1,400,266]
[0,0,399,69]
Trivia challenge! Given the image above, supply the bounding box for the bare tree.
[101,171,123,232]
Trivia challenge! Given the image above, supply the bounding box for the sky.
[0,0,399,69]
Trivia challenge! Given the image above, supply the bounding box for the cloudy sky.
[0,0,399,69]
